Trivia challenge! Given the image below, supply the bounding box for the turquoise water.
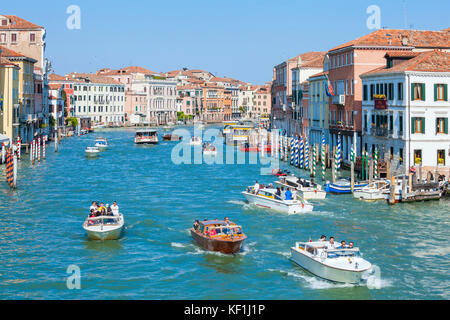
[0,126,448,300]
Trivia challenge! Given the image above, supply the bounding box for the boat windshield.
[87,216,120,226]
[326,249,361,258]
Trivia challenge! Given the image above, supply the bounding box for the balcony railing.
[332,95,345,106]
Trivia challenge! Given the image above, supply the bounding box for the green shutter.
[411,117,416,134]
[445,118,448,134]
[434,84,438,101]
[421,117,425,133]
[445,84,448,101]
[411,84,415,100]
[421,83,425,101]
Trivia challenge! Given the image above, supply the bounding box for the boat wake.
[268,268,354,290]
[360,265,394,290]
[171,242,187,248]
[238,241,257,256]
[227,200,248,206]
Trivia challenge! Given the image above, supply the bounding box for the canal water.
[0,126,448,300]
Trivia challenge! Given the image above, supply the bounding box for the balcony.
[371,127,388,137]
[332,94,345,106]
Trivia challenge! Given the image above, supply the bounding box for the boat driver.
[254,181,260,195]
[111,201,119,216]
[285,188,293,201]
[339,241,347,249]
[327,237,336,249]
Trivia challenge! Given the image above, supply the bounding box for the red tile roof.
[0,45,26,57]
[98,66,156,76]
[361,50,450,76]
[48,73,67,81]
[308,70,329,79]
[329,29,450,52]
[66,73,123,85]
[289,51,326,68]
[0,15,43,30]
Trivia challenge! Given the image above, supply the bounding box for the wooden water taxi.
[191,220,247,254]
[135,129,159,145]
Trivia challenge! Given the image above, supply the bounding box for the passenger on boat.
[285,189,293,201]
[98,203,107,216]
[339,241,347,249]
[276,188,282,198]
[224,217,231,226]
[90,201,98,212]
[327,237,336,249]
[254,181,260,195]
[194,220,200,231]
[348,242,354,249]
[111,201,119,216]
[319,235,327,242]
[106,205,113,216]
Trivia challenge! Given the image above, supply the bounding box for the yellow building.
[0,55,20,143]
[0,45,37,143]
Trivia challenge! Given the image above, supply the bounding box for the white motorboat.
[203,142,217,155]
[135,129,159,145]
[95,137,109,150]
[85,147,100,158]
[242,186,313,214]
[190,136,203,146]
[275,175,327,200]
[83,214,125,241]
[290,241,372,284]
[353,180,390,201]
[325,178,369,194]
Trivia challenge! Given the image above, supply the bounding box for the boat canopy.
[136,129,158,134]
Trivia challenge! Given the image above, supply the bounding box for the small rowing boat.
[325,178,368,194]
[191,219,247,254]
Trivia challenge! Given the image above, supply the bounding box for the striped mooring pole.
[337,134,342,170]
[17,137,21,160]
[305,137,309,170]
[43,136,46,160]
[295,136,299,167]
[299,136,304,169]
[312,144,317,177]
[374,148,378,179]
[37,137,41,162]
[290,137,295,165]
[322,135,326,180]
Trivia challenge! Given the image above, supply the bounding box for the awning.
[0,134,10,145]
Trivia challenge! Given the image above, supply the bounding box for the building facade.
[0,55,19,143]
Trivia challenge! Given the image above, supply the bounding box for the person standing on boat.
[328,237,336,249]
[90,201,98,212]
[285,188,293,201]
[254,181,260,195]
[111,201,120,216]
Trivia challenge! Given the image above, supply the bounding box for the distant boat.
[190,136,202,146]
[275,176,327,200]
[95,137,109,150]
[83,214,125,241]
[353,180,390,201]
[191,219,247,254]
[202,142,217,155]
[85,147,100,158]
[135,129,159,145]
[163,134,182,141]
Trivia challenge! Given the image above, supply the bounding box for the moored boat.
[202,142,217,155]
[325,178,368,194]
[85,147,100,158]
[191,219,247,254]
[135,129,159,145]
[163,134,181,141]
[242,185,313,214]
[275,175,326,200]
[353,180,390,201]
[83,214,125,241]
[290,241,372,284]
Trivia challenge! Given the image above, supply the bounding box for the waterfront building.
[132,74,177,125]
[308,71,331,146]
[0,15,51,140]
[177,84,202,119]
[272,52,325,136]
[199,83,227,123]
[0,55,20,143]
[0,45,38,144]
[360,50,450,178]
[327,28,450,163]
[209,77,244,119]
[67,73,126,126]
[48,84,65,135]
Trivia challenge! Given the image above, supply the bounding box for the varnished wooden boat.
[191,220,247,254]
[163,134,181,141]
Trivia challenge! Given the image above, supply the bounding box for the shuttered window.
[412,83,425,101]
[411,117,425,134]
[434,84,448,101]
[436,118,448,134]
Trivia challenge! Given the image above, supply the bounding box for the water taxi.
[95,137,109,150]
[83,214,125,241]
[225,125,253,146]
[191,219,247,254]
[135,129,159,145]
[85,147,100,158]
[275,176,326,200]
[202,142,217,155]
[353,180,390,201]
[325,178,368,194]
[290,241,372,284]
[242,186,313,214]
[190,136,202,146]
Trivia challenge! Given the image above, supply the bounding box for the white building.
[132,74,177,125]
[68,73,125,126]
[361,50,450,178]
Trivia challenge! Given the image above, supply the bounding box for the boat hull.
[135,139,159,145]
[290,248,368,284]
[190,230,246,254]
[84,226,124,240]
[85,152,99,158]
[325,182,368,194]
[299,190,327,200]
[242,192,313,214]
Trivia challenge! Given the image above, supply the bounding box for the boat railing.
[86,215,121,226]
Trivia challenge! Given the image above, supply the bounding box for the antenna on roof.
[402,0,408,29]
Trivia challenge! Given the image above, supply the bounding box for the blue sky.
[2,0,449,84]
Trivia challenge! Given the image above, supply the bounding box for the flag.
[324,77,335,97]
[0,95,3,112]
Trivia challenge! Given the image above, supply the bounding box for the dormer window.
[1,19,7,26]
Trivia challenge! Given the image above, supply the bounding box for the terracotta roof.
[329,29,450,52]
[0,56,18,67]
[48,73,67,81]
[0,45,36,63]
[0,15,43,30]
[289,51,326,68]
[361,50,450,76]
[49,84,63,90]
[98,66,156,76]
[384,51,420,58]
[66,73,123,85]
[308,70,329,79]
